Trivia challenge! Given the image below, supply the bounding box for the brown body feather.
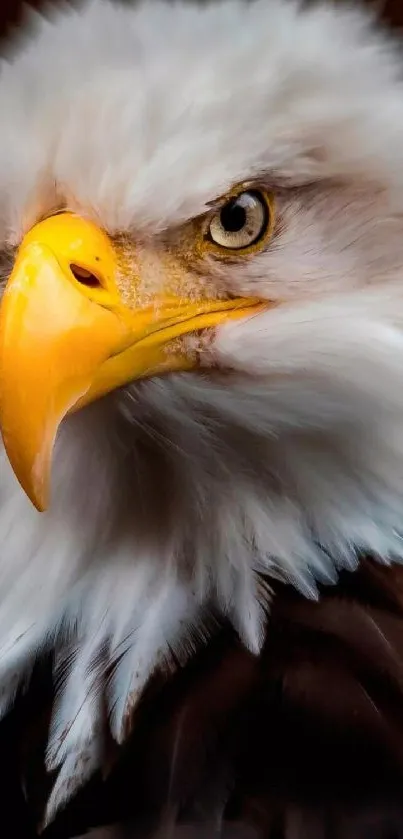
[3,558,403,839]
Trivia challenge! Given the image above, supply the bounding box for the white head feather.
[0,0,403,821]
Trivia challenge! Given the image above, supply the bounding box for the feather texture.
[1,0,403,828]
[8,559,403,838]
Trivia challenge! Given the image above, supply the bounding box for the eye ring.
[206,188,275,255]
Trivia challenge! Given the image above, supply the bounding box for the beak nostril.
[70,264,102,289]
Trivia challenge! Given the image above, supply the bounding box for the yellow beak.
[0,213,263,510]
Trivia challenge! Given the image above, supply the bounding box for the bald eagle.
[2,1,403,836]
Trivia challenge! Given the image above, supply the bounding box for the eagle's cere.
[1,0,403,831]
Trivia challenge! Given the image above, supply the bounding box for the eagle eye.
[206,188,275,254]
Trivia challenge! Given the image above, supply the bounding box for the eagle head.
[0,0,402,822]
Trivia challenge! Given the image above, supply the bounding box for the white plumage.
[0,0,403,823]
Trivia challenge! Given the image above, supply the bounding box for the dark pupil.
[220,199,247,233]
